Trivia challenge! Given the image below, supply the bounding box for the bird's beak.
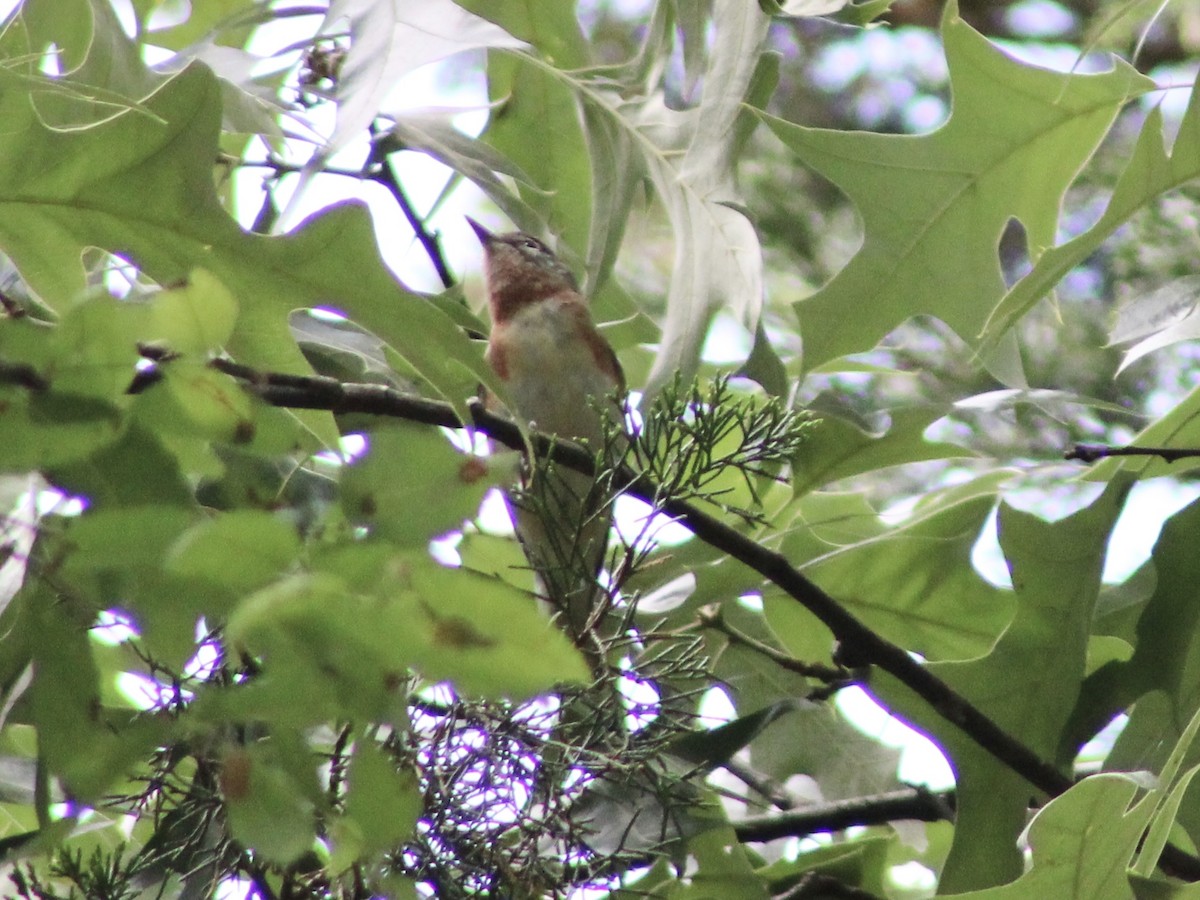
[466,216,493,245]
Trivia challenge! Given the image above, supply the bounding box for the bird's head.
[467,218,579,323]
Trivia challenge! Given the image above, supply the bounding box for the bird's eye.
[519,237,541,251]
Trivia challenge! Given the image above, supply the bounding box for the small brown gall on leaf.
[220,749,252,801]
[383,671,407,692]
[387,556,413,588]
[432,615,495,649]
[233,419,256,444]
[459,457,489,484]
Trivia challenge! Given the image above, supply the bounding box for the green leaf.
[484,53,593,247]
[0,389,125,471]
[1130,874,1200,900]
[46,420,195,508]
[229,557,589,709]
[579,96,639,295]
[400,559,591,696]
[59,506,196,577]
[136,0,258,52]
[165,510,301,594]
[1075,498,1200,775]
[28,582,169,800]
[755,2,1154,371]
[1084,382,1200,480]
[457,530,534,592]
[456,0,588,67]
[342,425,502,546]
[874,478,1129,891]
[833,0,894,25]
[225,572,402,723]
[334,740,420,865]
[9,0,95,73]
[790,475,1015,662]
[681,823,770,900]
[133,363,256,444]
[0,62,493,442]
[949,774,1151,899]
[147,269,239,354]
[1136,759,1200,878]
[982,69,1200,348]
[738,320,789,397]
[7,0,163,127]
[791,407,975,497]
[669,700,797,769]
[749,701,903,802]
[757,838,892,898]
[221,740,318,865]
[51,293,144,399]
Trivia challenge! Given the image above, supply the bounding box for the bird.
[468,217,625,668]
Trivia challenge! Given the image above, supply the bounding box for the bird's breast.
[490,300,618,442]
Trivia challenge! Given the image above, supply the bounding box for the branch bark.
[1067,443,1200,464]
[734,787,955,842]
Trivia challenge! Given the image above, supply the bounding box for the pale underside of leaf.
[325,0,528,154]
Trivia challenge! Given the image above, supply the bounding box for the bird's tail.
[508,464,616,673]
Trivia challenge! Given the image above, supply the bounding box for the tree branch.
[367,130,454,289]
[246,143,456,290]
[721,758,797,810]
[0,358,1115,797]
[734,787,955,843]
[1067,443,1200,464]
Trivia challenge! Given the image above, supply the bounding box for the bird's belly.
[502,309,615,442]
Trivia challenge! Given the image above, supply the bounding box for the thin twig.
[251,155,365,180]
[367,129,454,289]
[0,360,47,391]
[1067,443,1200,464]
[721,758,796,810]
[697,603,852,684]
[248,145,456,289]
